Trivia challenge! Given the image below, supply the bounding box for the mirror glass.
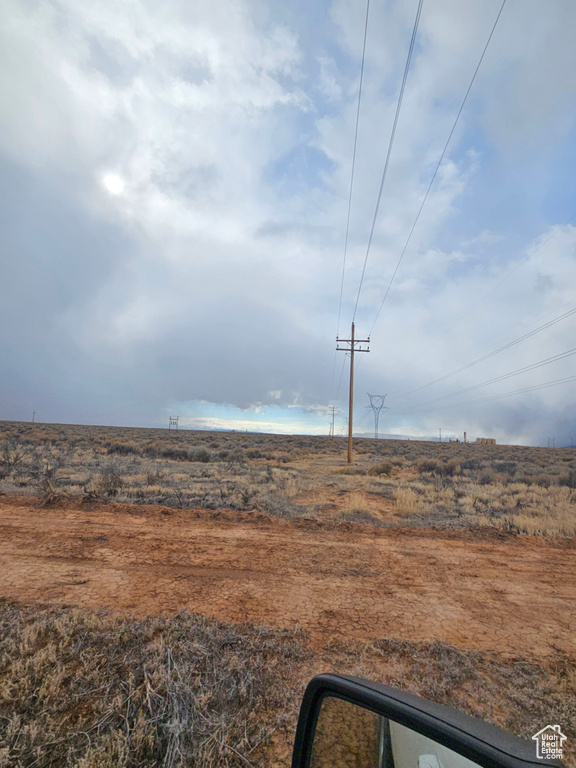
[309,695,484,768]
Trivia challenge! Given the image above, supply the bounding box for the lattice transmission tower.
[367,393,389,439]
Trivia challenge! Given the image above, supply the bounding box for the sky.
[1,0,576,446]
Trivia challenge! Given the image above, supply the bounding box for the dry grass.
[394,487,421,515]
[0,600,310,768]
[1,423,574,764]
[1,601,574,767]
[390,476,576,535]
[323,638,576,767]
[1,420,576,536]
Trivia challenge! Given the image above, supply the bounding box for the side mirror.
[291,674,564,768]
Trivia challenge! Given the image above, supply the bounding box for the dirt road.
[0,495,574,660]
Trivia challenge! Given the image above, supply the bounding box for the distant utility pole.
[439,427,442,443]
[32,411,35,423]
[328,406,337,437]
[336,322,370,463]
[547,437,555,448]
[169,416,179,430]
[367,393,389,439]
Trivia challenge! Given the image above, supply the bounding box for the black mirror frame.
[291,674,564,768]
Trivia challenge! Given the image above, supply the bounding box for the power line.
[367,393,389,438]
[405,346,576,411]
[357,406,376,431]
[331,0,371,402]
[337,0,371,339]
[428,374,576,411]
[368,0,508,337]
[334,354,347,401]
[352,0,424,322]
[468,219,575,313]
[328,405,338,437]
[335,335,366,401]
[394,302,576,401]
[422,227,576,395]
[336,322,370,462]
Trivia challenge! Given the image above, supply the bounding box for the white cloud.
[180,414,330,436]
[2,0,576,443]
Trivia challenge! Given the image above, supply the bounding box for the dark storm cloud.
[0,157,334,424]
[2,0,576,443]
[89,294,334,413]
[0,158,143,423]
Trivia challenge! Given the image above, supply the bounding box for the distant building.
[476,437,496,445]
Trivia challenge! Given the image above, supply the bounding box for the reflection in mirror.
[309,695,484,768]
[389,721,482,768]
[310,695,380,767]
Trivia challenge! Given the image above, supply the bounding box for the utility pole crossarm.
[336,338,371,346]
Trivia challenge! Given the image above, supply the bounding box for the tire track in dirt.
[0,496,574,659]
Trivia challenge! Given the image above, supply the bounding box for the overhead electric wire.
[368,0,508,337]
[394,302,576,401]
[337,0,371,338]
[404,346,576,410]
[463,216,576,320]
[429,374,576,411]
[352,0,424,322]
[335,354,347,401]
[472,227,564,307]
[330,0,371,402]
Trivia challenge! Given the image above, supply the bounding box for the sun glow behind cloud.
[102,174,125,195]
[1,0,576,444]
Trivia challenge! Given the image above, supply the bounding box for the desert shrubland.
[0,600,309,768]
[1,420,576,536]
[1,601,574,767]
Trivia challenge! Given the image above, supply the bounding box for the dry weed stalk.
[0,601,310,768]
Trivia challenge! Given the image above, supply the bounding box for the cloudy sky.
[1,0,576,445]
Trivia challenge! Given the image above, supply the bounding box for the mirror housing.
[291,674,564,768]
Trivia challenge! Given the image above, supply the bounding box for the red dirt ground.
[1,495,574,660]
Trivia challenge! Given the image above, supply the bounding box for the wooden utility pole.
[329,406,337,437]
[336,322,370,463]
